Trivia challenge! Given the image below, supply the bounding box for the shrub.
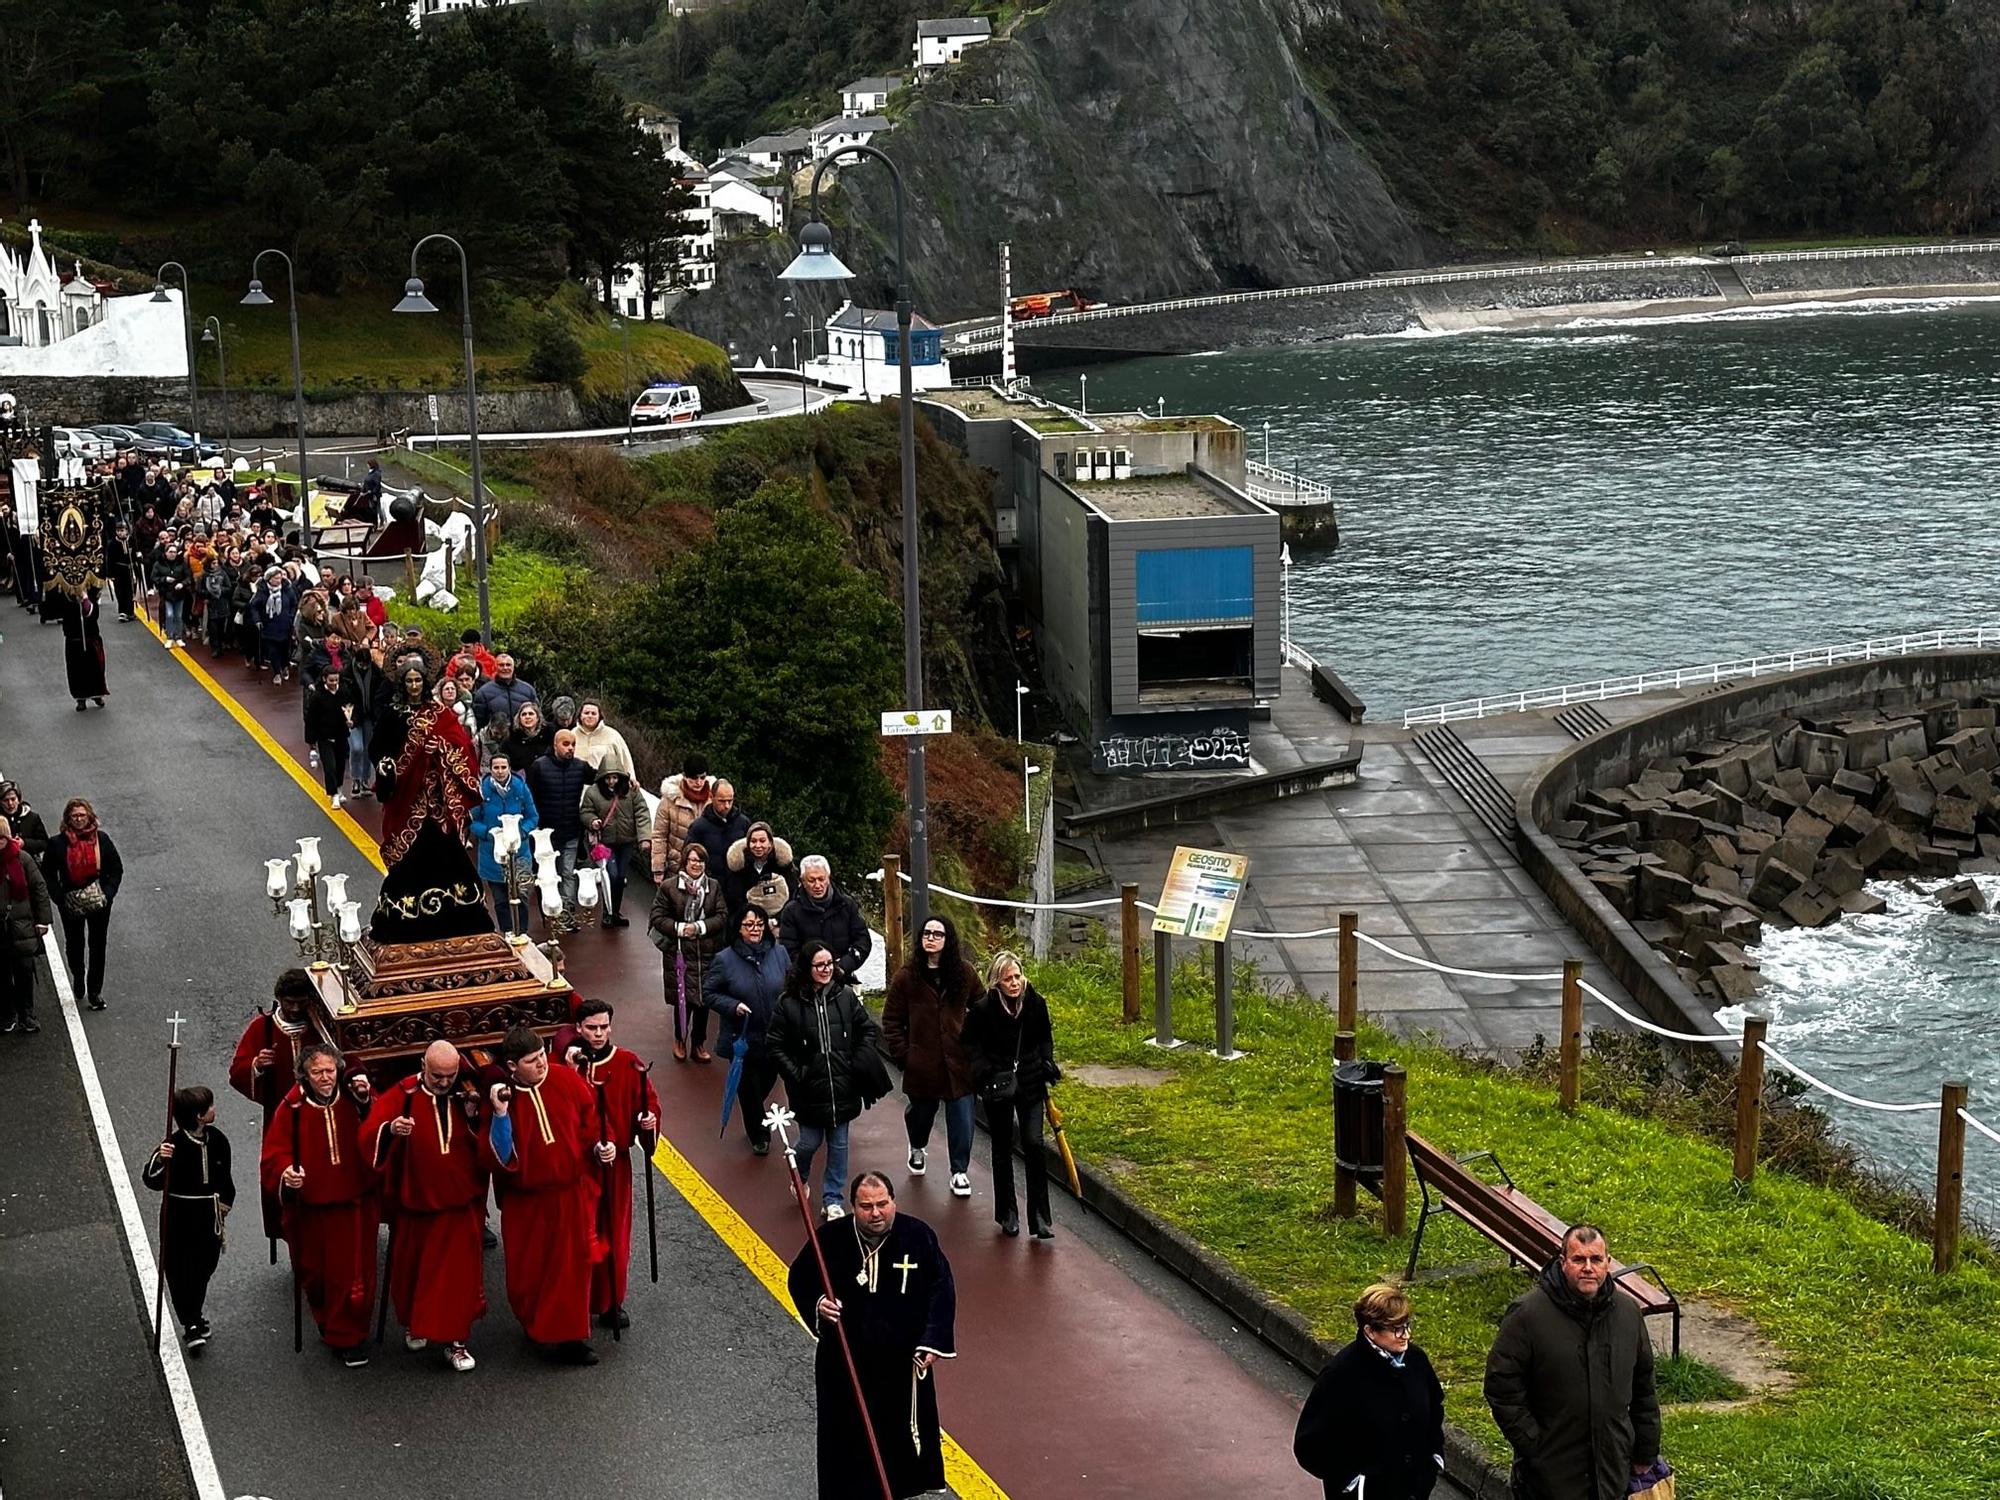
[525,315,587,385]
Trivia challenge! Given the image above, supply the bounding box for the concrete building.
[805,301,952,396]
[840,76,902,117]
[918,390,1279,771]
[737,132,810,175]
[408,0,533,23]
[708,174,783,235]
[808,114,891,162]
[913,17,992,75]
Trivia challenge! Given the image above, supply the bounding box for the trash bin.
[1333,1060,1388,1191]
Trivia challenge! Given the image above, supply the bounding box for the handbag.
[64,878,108,915]
[1628,1460,1676,1500]
[980,1016,1023,1106]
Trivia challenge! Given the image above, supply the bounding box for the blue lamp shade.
[779,221,854,282]
[239,280,274,307]
[393,277,439,315]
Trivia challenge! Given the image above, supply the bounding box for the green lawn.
[379,545,573,648]
[1031,945,2000,1499]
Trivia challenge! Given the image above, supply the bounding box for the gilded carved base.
[309,931,571,1065]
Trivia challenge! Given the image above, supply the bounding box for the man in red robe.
[479,1025,608,1364]
[260,1043,380,1366]
[229,968,318,1254]
[557,999,659,1331]
[367,1040,487,1373]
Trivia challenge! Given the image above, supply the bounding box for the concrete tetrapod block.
[1636,838,1697,878]
[1812,850,1866,898]
[1804,785,1857,825]
[1883,717,1930,762]
[1937,878,1989,916]
[1636,864,1696,920]
[1783,808,1834,845]
[1940,728,1998,773]
[1839,890,1890,917]
[1793,730,1847,780]
[1707,963,1761,1002]
[1716,908,1764,946]
[1855,820,1921,873]
[1840,722,1893,771]
[1875,783,1935,828]
[1747,858,1809,910]
[1918,844,1960,878]
[1779,884,1842,928]
[1831,768,1879,800]
[1696,862,1743,896]
[1934,795,1979,838]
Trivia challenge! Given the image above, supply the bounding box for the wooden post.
[1212,938,1237,1058]
[444,545,455,600]
[1120,883,1141,1024]
[1381,1064,1408,1237]
[1152,930,1175,1048]
[1732,1015,1769,1184]
[882,854,903,967]
[1337,911,1358,1034]
[1558,958,1584,1113]
[1934,1077,1969,1274]
[402,549,418,599]
[1334,1030,1357,1064]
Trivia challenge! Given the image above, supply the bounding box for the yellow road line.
[167,618,1006,1497]
[650,1137,1006,1500]
[139,610,385,870]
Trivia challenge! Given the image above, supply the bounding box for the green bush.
[526,314,588,385]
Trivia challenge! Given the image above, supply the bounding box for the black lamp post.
[151,262,198,441]
[393,233,493,648]
[241,250,309,537]
[201,317,232,459]
[780,145,931,928]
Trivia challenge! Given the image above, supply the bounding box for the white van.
[630,383,702,426]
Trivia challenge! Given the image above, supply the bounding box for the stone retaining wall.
[1513,652,2000,1045]
[0,377,584,437]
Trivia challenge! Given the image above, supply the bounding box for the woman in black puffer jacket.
[963,949,1060,1240]
[767,941,882,1219]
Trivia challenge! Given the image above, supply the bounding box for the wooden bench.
[1404,1131,1681,1356]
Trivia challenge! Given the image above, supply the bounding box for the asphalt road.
[0,610,824,1500]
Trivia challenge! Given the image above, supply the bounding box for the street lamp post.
[612,315,632,444]
[781,144,934,929]
[201,318,232,459]
[1079,372,1087,415]
[152,262,199,441]
[393,233,493,649]
[781,293,804,416]
[240,251,309,538]
[1015,680,1028,742]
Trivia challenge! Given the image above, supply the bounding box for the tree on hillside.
[1745,45,1877,229]
[597,479,903,880]
[0,1,136,199]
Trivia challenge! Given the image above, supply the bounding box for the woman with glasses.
[702,905,791,1152]
[768,941,883,1219]
[1293,1283,1445,1499]
[882,914,981,1200]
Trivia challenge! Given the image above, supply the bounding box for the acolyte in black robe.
[788,1213,956,1500]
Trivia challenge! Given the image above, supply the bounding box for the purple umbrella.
[675,949,690,1045]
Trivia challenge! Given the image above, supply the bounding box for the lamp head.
[779,220,853,282]
[240,280,273,307]
[393,277,439,315]
[200,325,216,344]
[150,283,172,304]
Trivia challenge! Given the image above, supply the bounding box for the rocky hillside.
[677,0,1428,333]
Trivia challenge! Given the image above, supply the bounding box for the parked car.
[53,426,115,463]
[630,382,702,426]
[131,422,222,462]
[91,423,147,451]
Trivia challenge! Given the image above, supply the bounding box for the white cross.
[893,1254,919,1294]
[167,1011,186,1047]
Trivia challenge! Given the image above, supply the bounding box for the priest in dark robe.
[57,590,108,708]
[787,1171,957,1500]
[367,659,491,943]
[478,1026,606,1364]
[556,999,660,1331]
[260,1043,380,1365]
[228,968,319,1252]
[367,1040,488,1372]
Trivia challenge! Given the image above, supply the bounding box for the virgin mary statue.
[366,658,493,944]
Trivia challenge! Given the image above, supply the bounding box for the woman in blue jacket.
[467,751,538,934]
[249,568,298,683]
[703,905,791,1154]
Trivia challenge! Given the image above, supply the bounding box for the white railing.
[1399,626,2000,726]
[949,241,2000,353]
[1245,458,1333,507]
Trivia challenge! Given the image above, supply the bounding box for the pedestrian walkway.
[132,625,1327,1499]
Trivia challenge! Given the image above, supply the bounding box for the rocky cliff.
[675,0,1429,342]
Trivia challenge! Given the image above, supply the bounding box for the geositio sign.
[1151,846,1249,942]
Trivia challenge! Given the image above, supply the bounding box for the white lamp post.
[1023,762,1043,833]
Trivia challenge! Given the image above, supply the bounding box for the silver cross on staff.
[167,1011,186,1048]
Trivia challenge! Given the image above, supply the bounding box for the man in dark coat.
[471,652,537,729]
[787,1172,955,1500]
[0,814,53,1033]
[779,856,873,983]
[1485,1224,1661,1500]
[1294,1283,1445,1499]
[526,731,592,918]
[684,780,750,877]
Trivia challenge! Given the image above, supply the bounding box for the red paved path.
[203,643,1318,1499]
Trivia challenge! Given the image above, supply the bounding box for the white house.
[708,176,783,235]
[809,114,891,162]
[737,132,810,176]
[840,76,901,117]
[0,220,107,348]
[805,300,953,397]
[600,165,716,318]
[913,18,991,75]
[408,0,535,24]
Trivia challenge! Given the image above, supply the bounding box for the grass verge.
[1030,944,2000,1499]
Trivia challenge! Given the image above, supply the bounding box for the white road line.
[42,931,227,1500]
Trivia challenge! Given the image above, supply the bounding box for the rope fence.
[875,866,1994,1268]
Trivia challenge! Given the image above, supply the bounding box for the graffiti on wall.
[1094,727,1250,772]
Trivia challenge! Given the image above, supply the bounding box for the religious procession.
[1,423,1672,1500]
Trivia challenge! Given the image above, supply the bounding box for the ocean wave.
[1562,295,1997,331]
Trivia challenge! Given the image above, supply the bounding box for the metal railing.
[1399,625,2000,726]
[1245,458,1333,507]
[948,241,2000,353]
